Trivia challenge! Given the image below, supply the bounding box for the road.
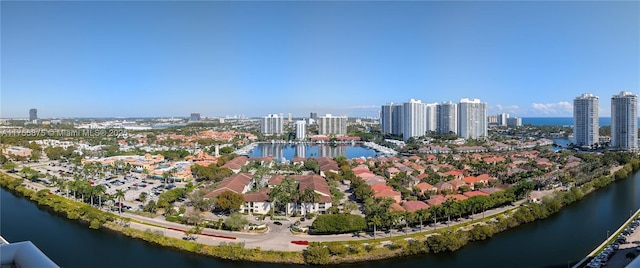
[4,169,532,252]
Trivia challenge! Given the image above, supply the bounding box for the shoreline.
[1,159,639,265]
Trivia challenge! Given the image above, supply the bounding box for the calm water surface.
[247,143,376,161]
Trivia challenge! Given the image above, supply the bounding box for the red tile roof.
[426,195,446,206]
[221,156,249,171]
[463,191,490,198]
[371,184,393,192]
[204,173,252,198]
[244,189,270,202]
[402,200,430,212]
[389,203,405,212]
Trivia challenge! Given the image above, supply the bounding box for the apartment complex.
[403,99,427,141]
[189,113,201,122]
[381,98,487,141]
[573,93,599,147]
[611,91,638,150]
[437,101,457,135]
[381,103,404,136]
[295,120,306,140]
[318,114,347,136]
[458,98,487,139]
[29,108,38,121]
[261,114,283,135]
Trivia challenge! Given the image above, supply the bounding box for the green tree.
[114,189,127,214]
[303,242,330,265]
[300,188,321,216]
[144,200,158,213]
[343,201,358,214]
[311,214,366,234]
[223,212,248,231]
[1,161,17,171]
[216,191,245,213]
[139,192,148,204]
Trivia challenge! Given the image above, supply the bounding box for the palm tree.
[279,177,298,216]
[139,192,148,204]
[162,168,176,185]
[417,209,430,231]
[94,184,107,208]
[369,214,382,240]
[114,189,127,214]
[300,188,321,216]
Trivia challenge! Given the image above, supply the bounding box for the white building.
[611,91,638,150]
[507,117,522,127]
[402,99,426,141]
[295,120,306,140]
[458,98,488,139]
[497,113,509,126]
[425,103,438,132]
[437,101,458,135]
[573,93,599,147]
[318,114,348,136]
[381,103,404,136]
[261,114,283,135]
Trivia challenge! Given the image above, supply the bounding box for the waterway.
[246,143,377,161]
[2,171,639,268]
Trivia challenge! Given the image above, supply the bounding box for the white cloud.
[530,101,573,116]
[490,104,520,115]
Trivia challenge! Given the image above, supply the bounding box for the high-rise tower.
[611,91,638,150]
[458,98,487,139]
[573,93,599,147]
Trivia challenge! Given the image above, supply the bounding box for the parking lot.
[588,216,640,268]
[24,160,183,212]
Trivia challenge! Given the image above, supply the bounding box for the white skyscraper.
[458,98,488,139]
[437,101,457,135]
[381,103,404,136]
[402,99,426,141]
[425,103,438,133]
[318,114,348,136]
[261,114,283,135]
[381,103,394,135]
[295,120,306,140]
[497,113,509,126]
[573,93,599,147]
[611,91,638,150]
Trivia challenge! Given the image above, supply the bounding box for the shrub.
[303,242,330,265]
[310,214,366,234]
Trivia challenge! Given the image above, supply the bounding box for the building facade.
[29,109,38,121]
[318,114,348,136]
[295,120,306,140]
[381,103,404,136]
[497,113,509,126]
[437,101,457,135]
[458,98,488,139]
[573,93,599,147]
[261,114,283,135]
[611,91,638,150]
[425,103,438,132]
[402,99,426,141]
[506,117,522,127]
[189,113,201,121]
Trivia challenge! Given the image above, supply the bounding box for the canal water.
[2,171,639,268]
[246,143,377,161]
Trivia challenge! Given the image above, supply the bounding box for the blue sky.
[1,1,638,119]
